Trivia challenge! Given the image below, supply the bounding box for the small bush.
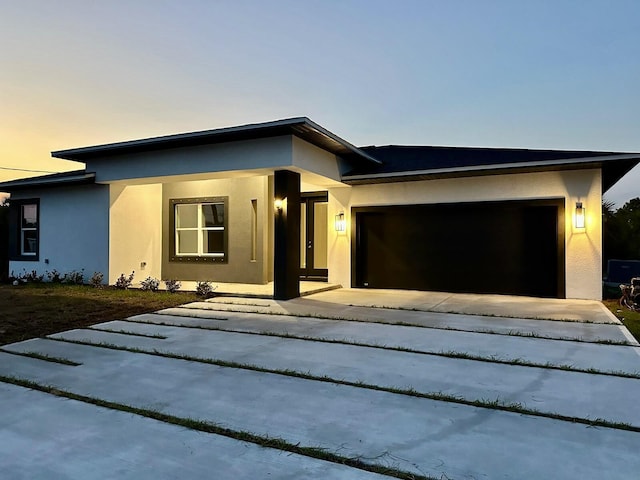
[46,270,63,283]
[9,271,23,285]
[141,276,160,292]
[114,271,135,289]
[22,270,44,283]
[63,269,85,285]
[89,272,104,288]
[195,281,216,298]
[164,279,181,293]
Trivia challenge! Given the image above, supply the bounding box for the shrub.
[164,279,181,293]
[89,272,104,288]
[114,271,135,289]
[9,270,27,285]
[195,281,216,298]
[22,270,44,283]
[46,269,63,283]
[140,276,160,292]
[63,269,85,285]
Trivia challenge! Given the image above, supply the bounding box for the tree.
[603,197,640,264]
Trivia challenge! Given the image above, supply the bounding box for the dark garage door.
[354,200,565,298]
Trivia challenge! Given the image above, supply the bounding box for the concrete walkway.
[28,318,640,425]
[140,308,640,373]
[300,287,621,323]
[137,283,618,322]
[133,280,342,298]
[1,290,639,479]
[0,382,384,480]
[180,296,634,344]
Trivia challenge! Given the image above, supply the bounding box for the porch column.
[273,170,300,300]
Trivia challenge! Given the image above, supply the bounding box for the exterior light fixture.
[335,212,346,232]
[575,202,585,229]
[274,198,286,211]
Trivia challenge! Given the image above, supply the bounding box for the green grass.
[603,299,640,342]
[0,283,198,346]
[0,348,81,366]
[87,327,167,339]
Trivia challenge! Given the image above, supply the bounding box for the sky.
[1,0,639,206]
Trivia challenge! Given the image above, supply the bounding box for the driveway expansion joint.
[160,306,638,345]
[42,335,640,431]
[0,374,435,480]
[4,290,640,480]
[112,319,640,378]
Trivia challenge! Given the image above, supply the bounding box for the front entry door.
[300,192,328,281]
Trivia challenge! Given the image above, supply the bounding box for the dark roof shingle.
[347,145,625,176]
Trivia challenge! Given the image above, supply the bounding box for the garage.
[353,199,565,298]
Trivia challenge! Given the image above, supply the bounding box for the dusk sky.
[1,0,638,205]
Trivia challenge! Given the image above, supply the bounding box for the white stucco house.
[2,117,639,300]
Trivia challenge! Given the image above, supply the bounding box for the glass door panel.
[313,202,328,269]
[300,206,307,268]
[300,193,328,281]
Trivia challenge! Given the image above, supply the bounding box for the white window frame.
[20,203,38,257]
[170,197,228,263]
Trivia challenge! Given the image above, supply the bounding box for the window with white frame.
[21,203,38,256]
[9,199,40,261]
[170,197,227,263]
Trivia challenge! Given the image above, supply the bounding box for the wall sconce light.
[274,197,286,211]
[335,212,346,232]
[575,202,585,229]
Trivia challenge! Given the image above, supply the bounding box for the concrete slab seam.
[115,319,640,379]
[42,336,640,431]
[0,374,435,480]
[0,347,81,366]
[341,302,620,325]
[157,307,638,346]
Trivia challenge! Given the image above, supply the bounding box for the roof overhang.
[52,117,381,165]
[0,170,95,192]
[342,153,640,192]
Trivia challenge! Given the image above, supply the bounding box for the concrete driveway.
[1,289,640,479]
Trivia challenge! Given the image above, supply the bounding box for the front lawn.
[0,283,197,346]
[603,299,640,342]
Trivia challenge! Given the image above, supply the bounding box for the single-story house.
[1,117,639,300]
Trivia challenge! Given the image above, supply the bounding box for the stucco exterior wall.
[109,184,162,284]
[327,169,602,300]
[87,136,293,184]
[162,176,271,283]
[10,184,109,281]
[292,137,341,182]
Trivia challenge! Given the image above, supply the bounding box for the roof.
[2,119,639,193]
[343,145,640,191]
[0,170,95,191]
[354,145,626,173]
[52,117,381,165]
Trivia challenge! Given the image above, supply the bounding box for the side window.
[21,204,38,256]
[170,197,228,263]
[10,199,39,261]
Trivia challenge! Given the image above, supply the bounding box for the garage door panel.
[354,201,564,298]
